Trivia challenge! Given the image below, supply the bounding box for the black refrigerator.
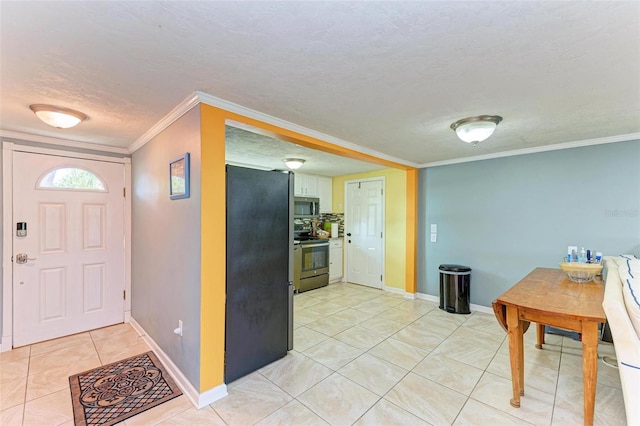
[225,165,294,383]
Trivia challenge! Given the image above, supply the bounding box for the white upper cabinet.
[295,174,332,213]
[294,173,318,197]
[318,176,332,213]
[293,173,304,196]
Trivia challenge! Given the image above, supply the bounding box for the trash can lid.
[439,264,471,272]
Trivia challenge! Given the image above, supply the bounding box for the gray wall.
[418,140,640,307]
[131,107,202,389]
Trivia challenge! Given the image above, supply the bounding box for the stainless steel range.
[293,220,329,292]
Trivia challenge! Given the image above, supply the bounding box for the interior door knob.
[346,233,352,236]
[15,253,37,264]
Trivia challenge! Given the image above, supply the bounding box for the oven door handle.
[302,242,330,248]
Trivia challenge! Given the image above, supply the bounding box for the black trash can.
[439,264,471,314]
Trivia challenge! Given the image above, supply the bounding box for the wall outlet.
[430,233,437,243]
[430,224,437,233]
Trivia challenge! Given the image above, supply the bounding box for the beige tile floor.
[0,282,627,425]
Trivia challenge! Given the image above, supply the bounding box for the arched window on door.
[37,167,107,191]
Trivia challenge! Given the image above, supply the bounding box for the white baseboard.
[129,318,228,409]
[373,286,492,314]
[470,303,493,314]
[415,292,439,303]
[414,292,492,314]
[0,334,13,352]
[382,285,405,295]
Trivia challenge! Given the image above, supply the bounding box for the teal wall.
[418,140,640,307]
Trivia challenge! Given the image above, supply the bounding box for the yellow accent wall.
[199,105,227,391]
[405,169,418,294]
[331,169,408,291]
[197,102,418,393]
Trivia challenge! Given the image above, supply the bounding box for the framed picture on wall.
[169,152,190,200]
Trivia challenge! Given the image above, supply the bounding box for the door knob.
[15,253,37,264]
[346,233,352,236]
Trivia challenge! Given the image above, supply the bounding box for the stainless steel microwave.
[294,197,319,217]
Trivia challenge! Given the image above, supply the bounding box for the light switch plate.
[430,233,437,243]
[430,224,437,233]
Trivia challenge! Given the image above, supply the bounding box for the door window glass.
[37,167,107,191]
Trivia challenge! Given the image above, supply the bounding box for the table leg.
[519,340,525,396]
[582,321,599,426]
[506,305,524,407]
[536,323,545,349]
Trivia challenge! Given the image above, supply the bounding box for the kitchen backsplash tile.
[295,214,344,237]
[320,213,344,237]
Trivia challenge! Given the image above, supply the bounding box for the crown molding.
[0,130,129,155]
[128,92,201,154]
[128,89,419,167]
[194,91,419,168]
[420,133,640,168]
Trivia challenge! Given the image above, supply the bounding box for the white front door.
[345,179,384,289]
[12,151,125,347]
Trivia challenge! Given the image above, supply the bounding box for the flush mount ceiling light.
[284,158,305,170]
[29,104,88,129]
[450,115,503,146]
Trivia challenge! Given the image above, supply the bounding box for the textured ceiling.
[1,2,639,171]
[225,125,385,177]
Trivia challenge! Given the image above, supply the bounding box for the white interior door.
[12,151,125,347]
[345,180,383,288]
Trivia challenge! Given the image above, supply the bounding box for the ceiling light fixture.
[450,115,503,146]
[284,158,305,170]
[29,104,88,129]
